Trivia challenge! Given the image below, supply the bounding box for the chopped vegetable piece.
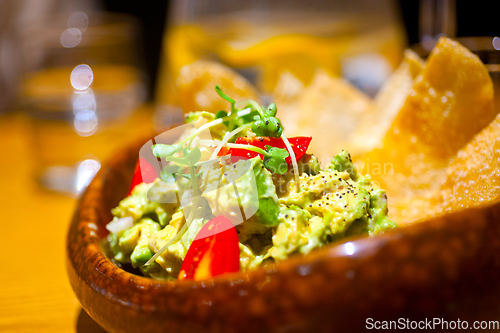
[219,136,312,165]
[128,157,158,195]
[178,216,240,280]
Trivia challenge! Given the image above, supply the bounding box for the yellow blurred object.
[350,49,425,155]
[438,114,500,213]
[274,36,499,226]
[218,33,344,91]
[175,60,260,113]
[274,49,426,162]
[389,113,500,224]
[23,64,142,100]
[155,11,406,112]
[275,70,373,163]
[358,37,496,223]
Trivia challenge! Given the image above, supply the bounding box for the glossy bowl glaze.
[67,137,500,333]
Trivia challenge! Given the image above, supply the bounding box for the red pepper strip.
[127,157,158,195]
[178,216,240,281]
[219,136,312,165]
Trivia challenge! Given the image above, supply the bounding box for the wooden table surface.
[0,107,156,332]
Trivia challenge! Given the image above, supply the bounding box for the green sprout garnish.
[215,85,236,112]
[144,85,302,267]
[144,146,203,266]
[251,103,283,138]
[153,143,181,158]
[216,85,282,137]
[263,145,289,174]
[221,142,289,175]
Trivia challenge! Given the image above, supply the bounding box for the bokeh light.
[60,28,82,48]
[493,37,500,50]
[71,64,93,91]
[67,12,89,33]
[74,110,98,136]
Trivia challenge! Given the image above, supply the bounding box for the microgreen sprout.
[145,146,203,266]
[215,85,236,112]
[152,108,251,159]
[144,85,304,267]
[251,102,283,138]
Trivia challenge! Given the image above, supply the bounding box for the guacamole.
[105,87,396,280]
[106,149,396,279]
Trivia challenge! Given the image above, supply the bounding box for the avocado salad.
[105,86,397,281]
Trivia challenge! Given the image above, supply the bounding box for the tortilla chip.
[357,37,495,223]
[350,50,425,155]
[276,70,374,164]
[272,71,306,124]
[439,113,500,211]
[175,60,260,113]
[390,112,500,224]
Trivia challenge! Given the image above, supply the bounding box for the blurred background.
[1,0,499,196]
[0,1,499,331]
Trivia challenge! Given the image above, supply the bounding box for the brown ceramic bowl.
[67,137,500,333]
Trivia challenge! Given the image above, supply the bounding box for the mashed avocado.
[106,89,396,279]
[106,150,396,279]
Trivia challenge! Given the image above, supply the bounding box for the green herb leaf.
[152,144,180,158]
[162,164,183,175]
[184,147,202,165]
[238,110,260,125]
[160,169,176,183]
[215,110,228,119]
[263,145,289,174]
[164,155,190,166]
[251,116,282,138]
[215,110,230,127]
[252,119,266,136]
[265,103,277,117]
[266,116,282,138]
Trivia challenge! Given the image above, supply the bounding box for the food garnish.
[105,86,397,280]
